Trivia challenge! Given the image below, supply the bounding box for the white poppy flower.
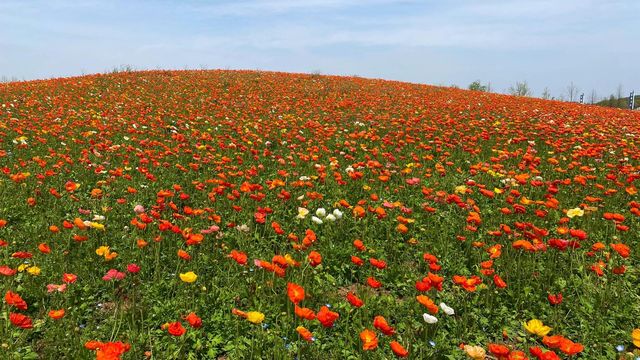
[332,209,343,219]
[311,216,323,225]
[439,302,455,316]
[324,214,336,222]
[423,313,438,324]
[315,208,327,217]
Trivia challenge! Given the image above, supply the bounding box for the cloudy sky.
[1,0,638,99]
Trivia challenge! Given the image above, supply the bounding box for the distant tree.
[589,89,598,104]
[616,84,624,100]
[0,75,19,83]
[566,82,579,102]
[541,87,551,100]
[608,94,617,107]
[486,82,492,93]
[508,81,532,97]
[110,64,135,73]
[468,80,487,92]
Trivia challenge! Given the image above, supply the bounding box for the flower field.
[1,70,639,359]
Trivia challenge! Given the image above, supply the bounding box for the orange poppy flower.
[294,305,316,320]
[373,315,395,336]
[416,295,438,314]
[359,329,378,350]
[296,326,314,342]
[353,205,366,218]
[390,341,409,357]
[48,309,65,320]
[287,282,305,304]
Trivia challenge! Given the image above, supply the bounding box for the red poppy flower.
[547,293,563,305]
[488,343,510,357]
[227,250,247,266]
[5,291,28,310]
[346,292,364,308]
[10,313,33,329]
[351,255,364,266]
[367,277,382,289]
[308,251,322,267]
[316,306,339,327]
[167,321,186,336]
[184,312,202,328]
[63,273,78,283]
[493,274,507,288]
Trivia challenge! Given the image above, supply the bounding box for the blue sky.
[1,0,638,99]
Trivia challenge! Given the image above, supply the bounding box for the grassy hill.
[596,94,639,110]
[1,70,640,359]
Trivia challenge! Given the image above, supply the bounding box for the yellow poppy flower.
[90,222,105,231]
[246,311,265,324]
[284,254,297,266]
[463,345,486,360]
[455,185,467,194]
[296,207,309,219]
[632,328,640,348]
[179,271,197,283]
[96,246,110,256]
[566,207,584,218]
[27,266,41,275]
[523,319,552,336]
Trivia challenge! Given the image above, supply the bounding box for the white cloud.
[0,0,637,95]
[187,0,416,16]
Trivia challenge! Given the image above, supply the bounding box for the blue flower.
[616,345,625,352]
